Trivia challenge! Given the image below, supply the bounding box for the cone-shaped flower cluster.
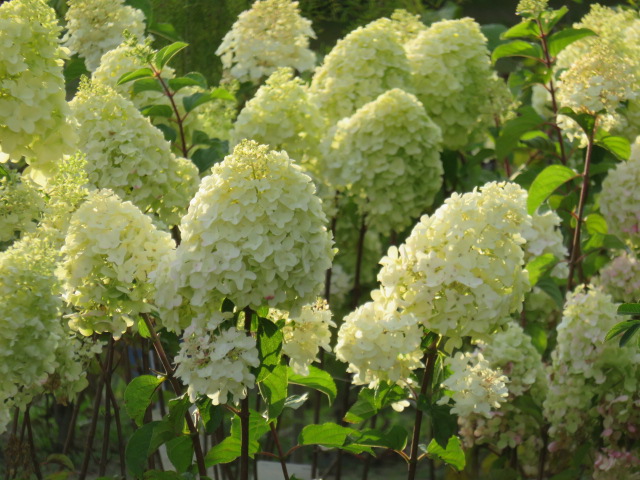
[0,173,44,243]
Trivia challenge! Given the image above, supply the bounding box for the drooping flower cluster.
[58,189,175,338]
[377,182,531,346]
[438,351,509,418]
[232,68,324,164]
[598,251,640,303]
[310,17,413,125]
[63,0,146,71]
[270,299,335,376]
[216,0,315,83]
[335,294,424,387]
[70,79,200,227]
[406,18,506,150]
[600,138,640,245]
[175,313,259,405]
[544,286,640,456]
[0,173,44,243]
[0,0,76,172]
[321,88,443,234]
[154,141,334,332]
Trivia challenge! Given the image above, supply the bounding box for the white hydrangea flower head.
[598,251,640,303]
[335,294,424,387]
[523,208,568,278]
[271,298,335,376]
[377,182,531,345]
[321,88,443,234]
[58,189,175,338]
[389,9,427,45]
[0,235,65,410]
[0,173,44,243]
[600,139,640,244]
[0,0,77,172]
[70,79,199,227]
[232,67,325,164]
[155,141,334,331]
[310,17,413,125]
[216,0,316,83]
[406,18,503,150]
[438,351,509,418]
[63,0,146,71]
[175,314,260,404]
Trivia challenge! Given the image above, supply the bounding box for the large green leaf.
[526,253,557,286]
[166,436,193,473]
[617,303,640,315]
[495,107,544,159]
[535,277,564,308]
[298,423,355,447]
[595,134,631,160]
[256,317,282,382]
[492,40,542,63]
[259,363,288,420]
[204,410,269,466]
[501,20,540,39]
[153,42,188,70]
[349,426,408,452]
[344,382,407,424]
[425,436,465,471]
[126,421,164,477]
[547,28,597,57]
[527,165,579,214]
[287,365,337,404]
[117,67,154,86]
[124,375,165,427]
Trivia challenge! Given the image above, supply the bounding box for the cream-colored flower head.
[377,182,531,346]
[406,17,504,150]
[232,67,325,164]
[58,189,175,338]
[516,0,548,17]
[321,88,443,234]
[154,141,334,332]
[0,0,76,173]
[523,208,568,278]
[271,298,335,376]
[175,314,260,404]
[600,137,640,245]
[216,0,315,83]
[63,0,145,71]
[335,293,424,387]
[0,173,44,243]
[71,79,199,228]
[310,17,413,125]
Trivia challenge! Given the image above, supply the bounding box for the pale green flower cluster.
[322,88,443,234]
[232,68,324,163]
[175,313,259,404]
[438,351,509,418]
[406,18,505,150]
[271,298,335,376]
[516,0,549,17]
[458,323,547,476]
[388,9,426,45]
[71,80,200,227]
[58,189,174,338]
[310,17,413,125]
[600,139,640,244]
[154,141,334,332]
[0,173,44,243]
[377,182,531,346]
[598,251,640,303]
[0,235,65,411]
[216,0,315,83]
[63,0,146,71]
[335,294,424,387]
[544,286,640,452]
[0,0,76,172]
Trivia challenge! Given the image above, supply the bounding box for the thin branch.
[270,422,290,480]
[24,407,42,480]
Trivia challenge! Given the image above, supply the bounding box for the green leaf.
[619,323,640,347]
[527,164,580,214]
[117,67,154,86]
[535,277,564,308]
[583,233,627,252]
[524,322,548,356]
[153,42,188,70]
[184,72,208,89]
[595,134,631,160]
[133,78,163,95]
[547,28,597,57]
[166,436,193,473]
[618,303,640,315]
[45,454,75,470]
[492,40,542,63]
[166,395,191,435]
[349,426,408,452]
[526,253,557,286]
[191,140,228,172]
[124,375,164,427]
[148,22,182,43]
[585,214,608,235]
[298,423,355,447]
[558,107,596,135]
[344,388,376,424]
[284,393,309,410]
[182,88,235,113]
[540,6,568,33]
[139,104,174,118]
[605,320,640,341]
[495,107,544,159]
[196,398,224,434]
[168,77,204,92]
[421,402,458,449]
[154,124,177,143]
[256,317,282,382]
[425,436,466,471]
[137,318,151,338]
[501,20,540,39]
[288,365,337,404]
[126,421,161,477]
[205,410,269,467]
[209,87,236,101]
[259,363,288,420]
